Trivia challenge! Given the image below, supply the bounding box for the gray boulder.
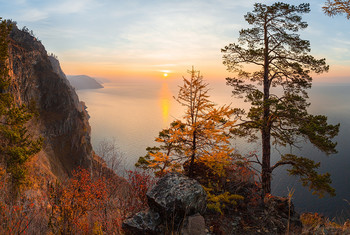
[122,209,161,235]
[123,173,207,234]
[181,213,206,235]
[147,172,207,219]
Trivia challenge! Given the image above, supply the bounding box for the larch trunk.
[188,130,196,178]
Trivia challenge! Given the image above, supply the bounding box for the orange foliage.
[116,170,155,222]
[0,167,38,234]
[0,163,155,234]
[0,200,36,234]
[127,170,155,209]
[48,168,108,234]
[138,68,236,178]
[225,158,261,207]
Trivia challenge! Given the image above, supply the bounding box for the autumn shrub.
[0,166,40,234]
[45,165,155,234]
[0,199,37,234]
[96,171,130,234]
[300,212,350,234]
[300,212,340,230]
[87,169,156,233]
[127,170,155,207]
[47,168,107,234]
[117,170,155,218]
[224,156,262,207]
[204,186,244,215]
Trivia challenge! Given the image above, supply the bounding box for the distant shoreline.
[67,75,104,90]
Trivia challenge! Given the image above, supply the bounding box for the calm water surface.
[77,80,350,220]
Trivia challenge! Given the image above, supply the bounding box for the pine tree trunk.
[262,19,272,197]
[261,77,272,196]
[261,60,271,196]
[262,127,271,196]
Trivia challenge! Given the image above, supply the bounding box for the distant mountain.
[67,75,104,90]
[94,77,111,84]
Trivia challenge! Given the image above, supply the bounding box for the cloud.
[333,39,350,46]
[2,0,348,80]
[106,1,246,61]
[48,0,101,15]
[9,0,101,22]
[19,8,48,22]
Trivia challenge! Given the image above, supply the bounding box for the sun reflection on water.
[159,82,172,128]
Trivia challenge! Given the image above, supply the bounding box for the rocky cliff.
[8,24,92,179]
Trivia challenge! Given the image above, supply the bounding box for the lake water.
[77,79,350,220]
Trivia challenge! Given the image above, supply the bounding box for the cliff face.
[8,25,92,179]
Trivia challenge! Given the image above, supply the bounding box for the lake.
[77,79,350,220]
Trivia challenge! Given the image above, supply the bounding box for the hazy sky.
[1,0,349,82]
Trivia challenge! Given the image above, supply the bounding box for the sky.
[0,0,349,83]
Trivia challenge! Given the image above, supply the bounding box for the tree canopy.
[221,2,339,198]
[323,0,350,19]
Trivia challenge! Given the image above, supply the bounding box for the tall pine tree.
[221,3,339,197]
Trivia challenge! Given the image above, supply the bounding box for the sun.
[163,73,168,77]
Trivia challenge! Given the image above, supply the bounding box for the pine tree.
[0,18,42,192]
[221,3,339,197]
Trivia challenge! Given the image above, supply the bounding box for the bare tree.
[96,138,125,174]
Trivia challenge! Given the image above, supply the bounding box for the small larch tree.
[137,67,235,178]
[221,3,339,197]
[136,121,184,176]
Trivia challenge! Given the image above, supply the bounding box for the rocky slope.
[8,24,92,179]
[123,172,303,235]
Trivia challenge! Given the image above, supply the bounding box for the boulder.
[147,172,207,219]
[122,209,161,235]
[181,213,206,235]
[123,173,207,234]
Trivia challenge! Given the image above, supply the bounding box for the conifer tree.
[135,121,184,176]
[0,18,42,192]
[137,67,235,178]
[323,0,350,19]
[221,3,339,197]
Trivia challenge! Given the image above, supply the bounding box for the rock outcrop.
[122,171,304,234]
[123,173,207,234]
[122,209,162,234]
[147,172,207,218]
[8,23,92,179]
